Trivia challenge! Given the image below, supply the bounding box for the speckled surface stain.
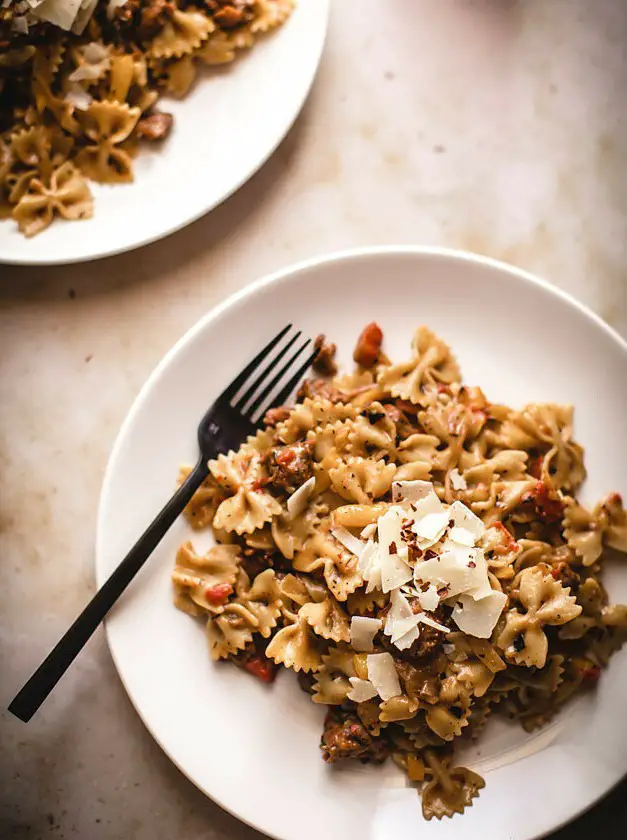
[1,1,627,838]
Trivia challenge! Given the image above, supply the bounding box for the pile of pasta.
[172,325,627,820]
[0,0,293,236]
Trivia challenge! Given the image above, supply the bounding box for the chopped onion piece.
[350,616,382,652]
[287,476,315,518]
[366,653,401,701]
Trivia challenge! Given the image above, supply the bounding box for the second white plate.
[97,247,627,840]
[0,0,329,265]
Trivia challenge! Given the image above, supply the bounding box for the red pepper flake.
[204,583,233,606]
[243,656,278,683]
[389,541,397,555]
[467,560,476,568]
[425,549,437,560]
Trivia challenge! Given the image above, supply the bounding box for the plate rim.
[96,245,627,840]
[0,0,330,267]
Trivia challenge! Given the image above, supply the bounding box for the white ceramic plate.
[96,247,627,840]
[0,0,328,266]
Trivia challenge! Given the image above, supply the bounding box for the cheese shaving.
[452,591,507,638]
[449,500,485,539]
[366,653,401,701]
[412,510,449,545]
[286,476,315,518]
[392,479,433,503]
[449,468,467,491]
[331,525,365,557]
[347,677,378,703]
[350,616,381,652]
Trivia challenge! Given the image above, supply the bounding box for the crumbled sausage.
[265,441,314,494]
[240,547,291,578]
[135,111,174,142]
[353,322,383,368]
[214,4,248,28]
[296,378,346,404]
[262,406,291,427]
[312,334,338,376]
[320,708,389,763]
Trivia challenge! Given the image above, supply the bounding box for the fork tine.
[233,330,302,411]
[245,337,311,418]
[257,346,320,420]
[220,324,292,401]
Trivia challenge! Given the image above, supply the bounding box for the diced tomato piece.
[581,665,601,683]
[204,583,233,606]
[275,447,297,466]
[523,481,564,523]
[243,656,278,683]
[353,322,383,368]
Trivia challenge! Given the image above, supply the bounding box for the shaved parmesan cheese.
[415,612,450,634]
[350,616,382,652]
[413,511,449,545]
[384,588,414,636]
[452,591,507,638]
[390,615,420,643]
[64,85,92,110]
[394,624,420,650]
[358,540,382,593]
[360,522,376,539]
[377,508,412,592]
[408,488,444,519]
[449,500,485,539]
[347,677,378,703]
[367,653,401,701]
[392,479,433,503]
[34,0,83,30]
[449,468,467,491]
[449,526,475,547]
[416,583,440,612]
[287,476,315,518]
[332,526,365,557]
[414,541,488,599]
[69,43,110,82]
[72,0,98,33]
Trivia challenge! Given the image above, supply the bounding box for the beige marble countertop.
[2,1,627,837]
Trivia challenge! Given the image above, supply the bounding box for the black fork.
[9,325,318,723]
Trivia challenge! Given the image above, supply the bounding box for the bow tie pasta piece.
[377,327,461,407]
[295,529,363,602]
[312,646,357,704]
[12,160,92,237]
[251,0,295,33]
[265,617,323,673]
[329,456,396,505]
[172,541,240,616]
[300,595,351,644]
[210,448,282,535]
[497,565,581,668]
[420,751,485,820]
[148,9,215,60]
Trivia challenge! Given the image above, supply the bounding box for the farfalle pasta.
[172,324,627,821]
[0,0,293,236]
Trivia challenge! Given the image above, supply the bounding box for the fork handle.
[8,458,210,723]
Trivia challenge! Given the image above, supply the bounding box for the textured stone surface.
[1,1,626,837]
